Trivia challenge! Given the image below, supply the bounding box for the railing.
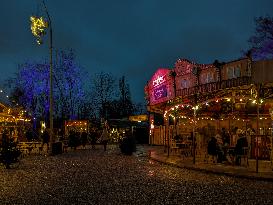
[250,135,272,160]
[176,76,252,98]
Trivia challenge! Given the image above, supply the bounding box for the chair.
[63,140,68,153]
[180,142,192,159]
[204,150,217,163]
[170,140,180,154]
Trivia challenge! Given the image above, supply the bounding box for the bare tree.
[247,16,273,60]
[91,71,117,119]
[118,76,133,118]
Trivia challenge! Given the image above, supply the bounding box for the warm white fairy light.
[30,16,48,44]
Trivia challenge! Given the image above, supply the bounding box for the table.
[17,142,43,155]
[178,142,192,158]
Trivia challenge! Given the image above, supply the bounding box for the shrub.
[119,136,136,155]
[0,135,21,169]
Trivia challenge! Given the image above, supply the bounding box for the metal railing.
[176,76,252,98]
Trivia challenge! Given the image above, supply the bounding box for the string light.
[30,16,48,44]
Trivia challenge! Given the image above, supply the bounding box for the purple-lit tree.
[13,62,49,120]
[10,49,86,125]
[54,49,86,120]
[247,16,273,60]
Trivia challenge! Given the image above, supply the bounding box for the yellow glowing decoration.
[30,16,48,44]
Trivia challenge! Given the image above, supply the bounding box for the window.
[228,67,234,79]
[227,66,241,79]
[234,67,241,77]
[181,79,188,89]
[206,73,214,83]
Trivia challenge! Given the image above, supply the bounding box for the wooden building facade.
[145,57,273,165]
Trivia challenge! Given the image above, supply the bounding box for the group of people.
[66,126,110,151]
[207,127,249,165]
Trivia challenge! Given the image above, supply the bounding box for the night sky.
[1,0,273,104]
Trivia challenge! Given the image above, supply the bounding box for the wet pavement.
[1,145,273,204]
[147,145,273,182]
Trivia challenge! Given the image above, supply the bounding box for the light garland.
[163,94,267,123]
[30,16,48,44]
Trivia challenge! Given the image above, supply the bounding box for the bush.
[0,136,21,169]
[68,131,81,150]
[119,136,136,155]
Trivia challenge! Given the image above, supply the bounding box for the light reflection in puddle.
[148,170,155,176]
[149,160,154,164]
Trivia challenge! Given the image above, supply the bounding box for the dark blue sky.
[1,0,273,103]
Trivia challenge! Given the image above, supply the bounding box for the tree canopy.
[9,49,86,123]
[248,16,273,60]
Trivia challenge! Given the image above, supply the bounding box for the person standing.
[81,132,88,149]
[90,129,97,149]
[101,127,109,151]
[42,130,50,153]
[235,132,248,165]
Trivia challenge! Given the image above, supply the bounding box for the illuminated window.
[234,67,241,77]
[181,79,188,89]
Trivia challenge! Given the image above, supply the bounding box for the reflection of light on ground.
[148,160,154,164]
[148,170,155,176]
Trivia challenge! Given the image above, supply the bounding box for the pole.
[42,0,54,151]
[193,108,196,164]
[167,116,170,157]
[256,84,260,173]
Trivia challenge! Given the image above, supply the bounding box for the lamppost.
[192,104,198,164]
[30,0,54,151]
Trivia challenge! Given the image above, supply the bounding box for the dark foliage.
[0,133,21,169]
[119,134,136,155]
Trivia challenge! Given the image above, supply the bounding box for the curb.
[149,156,273,182]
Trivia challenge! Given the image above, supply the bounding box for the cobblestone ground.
[1,145,273,205]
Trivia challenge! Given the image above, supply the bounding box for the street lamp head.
[30,16,48,44]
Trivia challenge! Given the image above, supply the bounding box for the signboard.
[129,115,148,122]
[154,85,167,100]
[153,75,166,87]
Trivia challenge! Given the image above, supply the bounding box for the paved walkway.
[144,145,273,182]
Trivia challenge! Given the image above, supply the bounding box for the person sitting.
[235,132,248,165]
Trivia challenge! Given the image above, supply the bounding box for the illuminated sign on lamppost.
[30,16,48,45]
[30,0,54,152]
